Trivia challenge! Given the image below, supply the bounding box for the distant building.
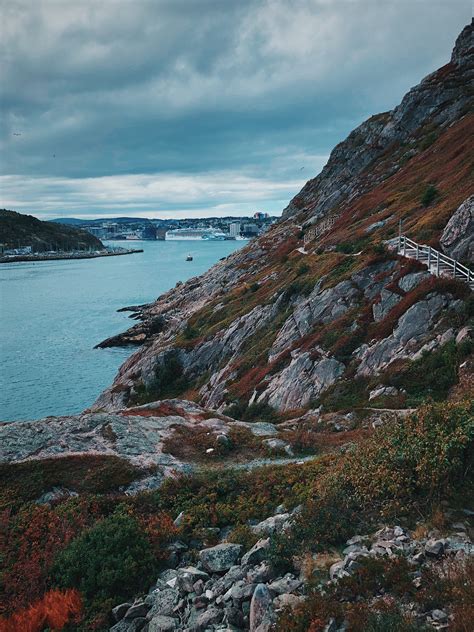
[229,221,241,238]
[88,226,106,238]
[253,212,268,220]
[242,224,259,236]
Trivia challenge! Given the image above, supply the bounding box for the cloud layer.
[0,0,470,218]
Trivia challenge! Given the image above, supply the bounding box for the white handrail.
[397,235,473,288]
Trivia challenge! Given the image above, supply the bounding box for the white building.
[229,221,241,238]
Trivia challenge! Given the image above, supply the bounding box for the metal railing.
[397,235,473,289]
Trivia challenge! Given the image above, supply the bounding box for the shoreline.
[0,248,144,264]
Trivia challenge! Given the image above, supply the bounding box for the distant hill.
[51,217,152,226]
[0,209,104,252]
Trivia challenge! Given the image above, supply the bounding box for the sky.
[0,1,471,220]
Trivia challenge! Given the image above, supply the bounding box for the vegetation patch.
[129,350,189,404]
[0,454,146,512]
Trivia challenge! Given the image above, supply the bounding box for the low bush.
[130,350,189,404]
[52,511,157,609]
[388,339,473,405]
[421,184,439,207]
[223,400,279,423]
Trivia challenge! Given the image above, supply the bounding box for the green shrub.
[130,350,189,404]
[296,263,310,276]
[52,511,157,604]
[389,339,472,405]
[223,400,279,423]
[421,184,438,207]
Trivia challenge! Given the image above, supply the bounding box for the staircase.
[397,235,474,291]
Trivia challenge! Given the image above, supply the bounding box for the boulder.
[110,618,147,632]
[124,602,149,620]
[199,543,243,573]
[268,574,302,595]
[440,195,474,261]
[241,538,270,566]
[190,606,223,631]
[112,603,132,622]
[250,583,274,632]
[251,513,291,536]
[147,589,179,618]
[147,615,178,632]
[425,539,445,558]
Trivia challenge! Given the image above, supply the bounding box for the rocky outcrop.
[257,352,345,411]
[356,293,450,376]
[108,512,473,632]
[440,195,473,262]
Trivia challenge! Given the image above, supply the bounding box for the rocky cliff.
[93,22,473,418]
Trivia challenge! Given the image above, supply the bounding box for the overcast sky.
[0,0,470,219]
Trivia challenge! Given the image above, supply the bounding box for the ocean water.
[0,239,245,422]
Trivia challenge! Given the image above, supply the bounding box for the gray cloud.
[0,0,470,218]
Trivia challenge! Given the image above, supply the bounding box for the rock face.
[440,195,474,262]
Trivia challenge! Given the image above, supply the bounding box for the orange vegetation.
[0,589,82,632]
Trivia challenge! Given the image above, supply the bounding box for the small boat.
[186,254,193,261]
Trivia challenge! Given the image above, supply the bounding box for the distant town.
[62,212,277,242]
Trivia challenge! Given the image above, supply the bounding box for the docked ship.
[165,228,227,241]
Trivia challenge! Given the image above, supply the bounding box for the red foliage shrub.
[0,589,82,632]
[138,512,179,560]
[1,500,103,616]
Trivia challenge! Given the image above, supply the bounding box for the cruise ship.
[165,228,227,241]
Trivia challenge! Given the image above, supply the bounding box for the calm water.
[0,240,245,422]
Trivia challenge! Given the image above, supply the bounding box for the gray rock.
[112,603,132,622]
[247,561,275,584]
[173,511,185,527]
[456,326,472,345]
[147,589,179,618]
[440,195,474,261]
[124,602,149,620]
[250,583,274,632]
[110,618,147,632]
[258,353,345,411]
[431,609,448,622]
[268,574,302,595]
[225,604,245,627]
[372,289,401,321]
[251,513,291,536]
[191,606,223,631]
[398,272,430,293]
[147,615,178,632]
[425,539,445,558]
[199,543,243,573]
[368,385,398,401]
[241,538,270,566]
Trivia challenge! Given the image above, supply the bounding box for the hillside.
[0,209,104,252]
[93,21,473,416]
[0,22,473,632]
